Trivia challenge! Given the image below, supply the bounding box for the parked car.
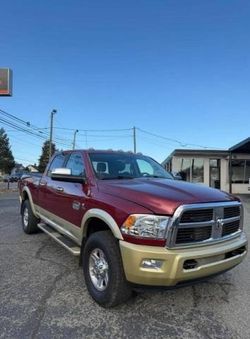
[3,175,10,182]
[18,150,248,307]
[10,172,25,182]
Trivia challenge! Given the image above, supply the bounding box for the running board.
[37,223,81,256]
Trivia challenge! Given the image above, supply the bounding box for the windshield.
[88,152,173,180]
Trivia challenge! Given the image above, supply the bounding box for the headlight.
[121,214,170,239]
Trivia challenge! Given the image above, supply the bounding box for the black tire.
[21,200,39,234]
[83,231,132,307]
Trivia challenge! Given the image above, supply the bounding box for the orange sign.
[0,69,12,96]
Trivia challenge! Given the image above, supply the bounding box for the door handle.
[55,186,64,192]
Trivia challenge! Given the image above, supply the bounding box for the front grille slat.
[224,206,240,219]
[180,209,213,223]
[222,220,240,236]
[171,202,242,248]
[176,226,212,244]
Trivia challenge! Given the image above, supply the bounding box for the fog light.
[183,259,198,270]
[141,259,163,270]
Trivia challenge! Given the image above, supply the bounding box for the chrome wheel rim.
[89,248,109,291]
[23,207,29,227]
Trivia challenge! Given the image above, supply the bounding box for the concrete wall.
[232,184,250,194]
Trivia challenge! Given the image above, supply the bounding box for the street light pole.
[73,129,79,150]
[49,109,57,159]
[133,126,137,153]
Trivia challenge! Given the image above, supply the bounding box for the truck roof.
[62,149,143,156]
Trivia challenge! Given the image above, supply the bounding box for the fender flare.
[81,208,124,240]
[21,186,39,218]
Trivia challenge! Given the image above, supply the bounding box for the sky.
[0,0,250,166]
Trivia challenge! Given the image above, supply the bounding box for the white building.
[162,137,250,195]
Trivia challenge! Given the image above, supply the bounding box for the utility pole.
[133,126,137,153]
[49,109,57,159]
[73,129,79,150]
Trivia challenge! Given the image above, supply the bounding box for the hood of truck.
[98,178,237,215]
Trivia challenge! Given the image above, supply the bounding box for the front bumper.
[119,232,248,286]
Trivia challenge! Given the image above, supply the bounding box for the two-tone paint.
[19,150,248,286]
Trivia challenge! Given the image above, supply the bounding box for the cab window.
[66,153,85,176]
[47,154,66,176]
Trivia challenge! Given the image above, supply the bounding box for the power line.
[1,108,223,151]
[138,135,175,149]
[137,127,220,149]
[0,117,47,140]
[77,134,131,138]
[36,126,133,132]
[0,112,73,147]
[0,108,31,127]
[6,134,43,148]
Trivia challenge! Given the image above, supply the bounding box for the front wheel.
[21,200,39,234]
[83,231,132,307]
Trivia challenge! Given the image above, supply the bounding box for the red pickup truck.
[19,150,248,307]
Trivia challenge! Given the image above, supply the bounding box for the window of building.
[246,160,250,183]
[192,159,204,183]
[175,157,204,183]
[232,159,250,184]
[209,159,220,189]
[180,158,191,181]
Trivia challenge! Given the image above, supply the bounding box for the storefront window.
[173,157,204,183]
[232,160,250,184]
[180,158,191,181]
[246,160,250,183]
[192,159,204,183]
[173,157,182,173]
[209,159,220,189]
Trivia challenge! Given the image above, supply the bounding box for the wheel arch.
[81,209,123,241]
[79,209,123,266]
[20,187,39,218]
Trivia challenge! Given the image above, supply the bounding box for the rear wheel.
[21,200,39,234]
[83,231,132,307]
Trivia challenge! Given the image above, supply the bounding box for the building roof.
[229,137,250,154]
[162,149,229,166]
[162,137,250,166]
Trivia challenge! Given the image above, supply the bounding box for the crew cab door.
[38,152,67,216]
[51,151,87,228]
[38,152,88,241]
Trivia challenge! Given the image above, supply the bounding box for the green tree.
[38,140,56,173]
[0,128,15,174]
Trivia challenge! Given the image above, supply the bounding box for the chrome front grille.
[224,206,240,219]
[166,201,242,248]
[180,209,213,223]
[176,225,212,244]
[222,220,240,236]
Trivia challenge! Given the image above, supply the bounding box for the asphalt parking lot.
[0,181,18,192]
[0,192,249,339]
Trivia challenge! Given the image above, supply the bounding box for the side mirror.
[51,168,85,184]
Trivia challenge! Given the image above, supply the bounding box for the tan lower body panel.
[36,205,82,245]
[119,233,248,286]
